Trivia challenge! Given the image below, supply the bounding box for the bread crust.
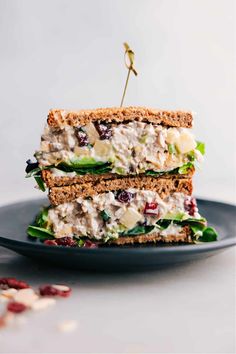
[42,167,195,188]
[47,107,193,128]
[48,176,193,205]
[108,226,192,245]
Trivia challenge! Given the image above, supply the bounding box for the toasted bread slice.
[42,166,195,188]
[48,107,193,128]
[48,176,193,205]
[108,226,192,245]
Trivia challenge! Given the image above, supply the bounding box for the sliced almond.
[57,320,78,333]
[13,288,38,307]
[31,298,56,311]
[52,285,70,292]
[1,288,18,299]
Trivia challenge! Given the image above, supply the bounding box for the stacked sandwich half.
[26,107,217,246]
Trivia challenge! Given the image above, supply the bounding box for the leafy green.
[34,176,46,192]
[198,227,218,242]
[196,141,205,155]
[58,161,112,175]
[168,144,176,154]
[163,212,187,221]
[27,225,54,240]
[114,167,126,175]
[145,170,165,176]
[156,219,171,230]
[25,167,42,178]
[76,239,85,247]
[119,225,155,236]
[178,162,194,174]
[146,163,194,177]
[27,207,53,240]
[66,157,106,168]
[35,207,49,228]
[100,210,111,222]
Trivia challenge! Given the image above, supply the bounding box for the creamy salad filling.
[47,191,200,240]
[35,121,203,175]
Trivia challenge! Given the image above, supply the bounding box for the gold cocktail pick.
[120,42,138,107]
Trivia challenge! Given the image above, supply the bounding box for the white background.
[0,0,235,204]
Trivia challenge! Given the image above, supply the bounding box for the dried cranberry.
[184,197,198,216]
[56,237,77,247]
[44,239,58,246]
[7,302,27,314]
[144,202,159,216]
[84,240,98,248]
[95,122,112,140]
[39,285,71,298]
[115,190,134,203]
[0,277,29,290]
[75,129,89,146]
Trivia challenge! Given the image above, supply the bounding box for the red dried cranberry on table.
[184,197,198,216]
[95,122,112,140]
[0,277,29,290]
[39,285,71,298]
[115,190,134,203]
[7,302,27,314]
[144,202,159,215]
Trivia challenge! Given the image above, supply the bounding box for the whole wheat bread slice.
[48,176,193,205]
[48,107,193,128]
[108,226,192,245]
[42,166,195,188]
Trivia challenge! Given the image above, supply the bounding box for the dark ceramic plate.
[0,198,235,271]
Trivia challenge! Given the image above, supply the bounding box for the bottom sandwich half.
[27,177,217,246]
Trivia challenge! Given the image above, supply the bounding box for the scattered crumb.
[57,320,78,333]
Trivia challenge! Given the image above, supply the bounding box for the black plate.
[0,198,235,271]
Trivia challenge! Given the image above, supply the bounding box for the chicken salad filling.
[33,121,204,176]
[27,190,217,244]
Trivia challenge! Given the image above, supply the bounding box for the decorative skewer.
[120,42,138,107]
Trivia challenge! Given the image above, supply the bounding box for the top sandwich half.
[27,107,204,189]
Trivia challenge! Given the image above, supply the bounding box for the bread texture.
[48,176,193,205]
[48,107,193,128]
[42,166,195,188]
[108,226,192,245]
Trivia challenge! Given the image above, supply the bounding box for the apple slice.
[93,140,111,158]
[166,128,180,144]
[120,207,143,229]
[84,123,100,144]
[176,132,196,154]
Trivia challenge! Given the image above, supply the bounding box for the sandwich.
[26,106,217,247]
[26,107,203,191]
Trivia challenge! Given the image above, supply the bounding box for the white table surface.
[0,191,235,354]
